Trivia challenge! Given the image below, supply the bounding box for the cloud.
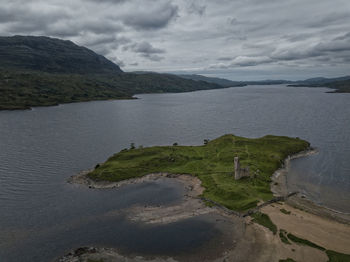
[210,56,273,69]
[130,41,165,54]
[122,1,178,30]
[0,0,349,79]
[187,2,206,16]
[127,41,166,61]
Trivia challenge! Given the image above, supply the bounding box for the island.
[83,134,309,211]
[65,134,350,262]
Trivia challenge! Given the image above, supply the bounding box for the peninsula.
[66,134,350,262]
[84,134,309,211]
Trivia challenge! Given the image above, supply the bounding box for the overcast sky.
[1,0,350,80]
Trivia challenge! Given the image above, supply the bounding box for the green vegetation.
[0,69,222,110]
[326,79,350,93]
[326,250,350,262]
[287,233,325,251]
[251,212,277,234]
[88,134,309,211]
[280,208,291,215]
[279,229,291,244]
[279,259,296,262]
[279,229,350,261]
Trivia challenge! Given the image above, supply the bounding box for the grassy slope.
[88,134,310,211]
[0,70,222,110]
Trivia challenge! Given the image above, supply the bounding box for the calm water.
[0,85,349,261]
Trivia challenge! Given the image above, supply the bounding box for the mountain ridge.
[0,35,123,74]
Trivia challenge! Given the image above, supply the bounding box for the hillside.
[0,36,122,74]
[0,69,223,110]
[0,36,223,110]
[178,74,245,87]
[288,76,350,93]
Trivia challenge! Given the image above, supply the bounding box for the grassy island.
[88,134,310,211]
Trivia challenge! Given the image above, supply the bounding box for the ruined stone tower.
[234,156,250,180]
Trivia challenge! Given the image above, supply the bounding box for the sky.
[0,0,350,80]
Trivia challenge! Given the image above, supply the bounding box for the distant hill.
[242,80,292,85]
[178,74,245,87]
[288,76,350,93]
[0,36,224,110]
[0,35,123,74]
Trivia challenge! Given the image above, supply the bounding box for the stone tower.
[234,156,240,180]
[234,156,250,180]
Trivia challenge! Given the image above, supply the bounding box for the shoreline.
[271,148,350,224]
[63,151,350,261]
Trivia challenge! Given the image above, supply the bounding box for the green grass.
[287,233,325,251]
[280,208,291,215]
[279,259,296,262]
[326,250,350,262]
[251,212,277,234]
[279,229,291,244]
[88,134,310,212]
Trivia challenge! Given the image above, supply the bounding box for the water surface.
[0,85,349,261]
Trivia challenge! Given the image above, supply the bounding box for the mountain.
[178,74,245,87]
[0,36,223,110]
[0,35,122,74]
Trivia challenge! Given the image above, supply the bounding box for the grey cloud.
[0,0,349,79]
[281,33,314,42]
[217,57,233,61]
[131,41,165,54]
[210,56,273,69]
[87,0,126,3]
[306,12,349,28]
[334,32,350,41]
[127,41,165,61]
[122,2,178,30]
[316,41,350,52]
[187,2,206,16]
[270,48,322,61]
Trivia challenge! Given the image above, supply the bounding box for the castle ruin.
[234,156,250,180]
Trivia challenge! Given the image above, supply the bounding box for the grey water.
[0,85,349,261]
